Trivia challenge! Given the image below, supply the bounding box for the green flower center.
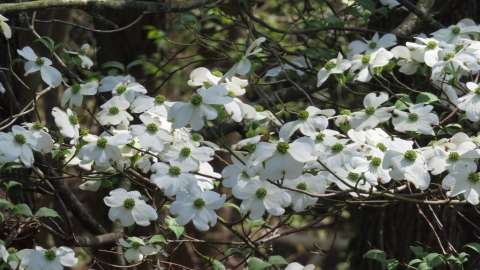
[331,143,344,153]
[227,91,236,97]
[108,106,120,115]
[180,147,191,157]
[123,198,136,209]
[276,142,290,154]
[146,123,158,134]
[255,187,267,199]
[212,70,223,77]
[426,41,437,50]
[408,113,419,122]
[191,133,202,141]
[368,42,377,49]
[116,85,127,95]
[97,137,108,148]
[475,87,480,95]
[361,54,371,64]
[340,109,351,116]
[32,122,44,130]
[14,134,26,145]
[448,151,460,162]
[296,182,307,190]
[451,26,461,35]
[443,52,455,61]
[255,105,264,112]
[298,110,309,120]
[365,106,376,116]
[193,198,206,209]
[72,84,81,94]
[316,133,325,142]
[131,242,141,249]
[370,157,382,167]
[155,95,166,105]
[376,143,387,152]
[190,94,203,106]
[35,58,44,66]
[404,150,417,162]
[324,60,336,71]
[69,115,79,125]
[468,172,480,184]
[168,166,181,176]
[44,250,56,261]
[348,172,360,182]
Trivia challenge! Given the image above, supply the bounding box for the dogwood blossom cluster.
[4,15,480,268]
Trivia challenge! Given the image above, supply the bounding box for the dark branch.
[0,0,208,14]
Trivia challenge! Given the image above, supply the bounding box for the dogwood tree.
[2,0,480,269]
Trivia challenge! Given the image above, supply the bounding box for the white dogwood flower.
[97,96,133,126]
[61,80,98,108]
[444,165,480,205]
[317,53,351,87]
[279,106,333,139]
[235,180,291,220]
[350,92,392,130]
[383,139,431,190]
[348,33,396,57]
[17,46,62,87]
[150,162,197,196]
[170,188,225,231]
[51,107,80,140]
[392,104,439,135]
[130,114,172,152]
[17,246,77,270]
[0,15,12,39]
[78,132,131,168]
[285,173,328,211]
[119,237,159,263]
[457,81,480,122]
[350,48,394,82]
[104,188,158,227]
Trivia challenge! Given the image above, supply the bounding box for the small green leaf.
[211,259,226,270]
[35,207,59,218]
[363,249,386,265]
[0,198,13,210]
[268,255,288,266]
[101,61,125,72]
[386,258,400,270]
[416,92,439,104]
[465,242,480,253]
[247,257,271,270]
[424,253,445,267]
[358,0,376,12]
[148,234,167,244]
[166,216,184,239]
[13,204,33,217]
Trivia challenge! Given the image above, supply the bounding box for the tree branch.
[394,0,442,36]
[0,0,208,14]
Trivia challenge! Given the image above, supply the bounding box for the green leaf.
[410,245,426,257]
[394,95,413,110]
[424,253,445,267]
[268,255,288,266]
[148,234,167,244]
[35,207,60,218]
[247,257,271,270]
[363,249,386,266]
[358,0,376,12]
[416,92,439,104]
[166,216,184,239]
[35,36,56,52]
[465,242,480,253]
[0,198,13,210]
[211,259,226,270]
[4,181,22,191]
[13,204,33,217]
[386,258,400,270]
[101,61,125,72]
